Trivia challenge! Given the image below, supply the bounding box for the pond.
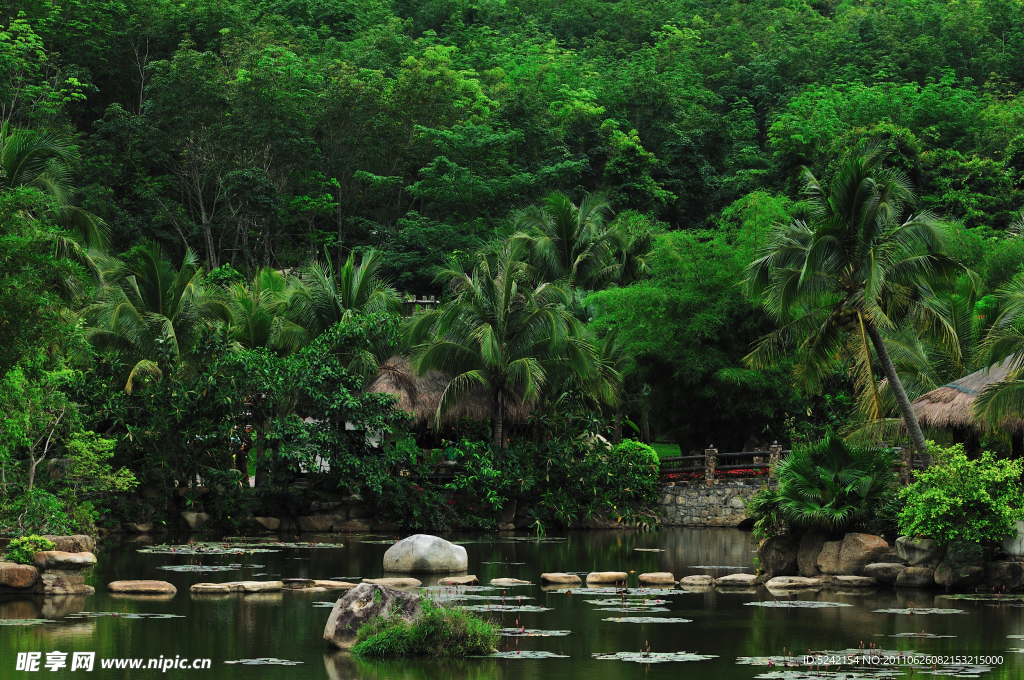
[1,528,1021,678]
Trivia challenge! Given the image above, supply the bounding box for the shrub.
[614,439,659,463]
[352,601,499,658]
[5,535,55,564]
[898,444,1024,545]
[0,488,82,536]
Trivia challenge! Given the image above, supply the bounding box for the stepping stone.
[638,572,675,585]
[832,575,877,587]
[678,575,714,586]
[540,573,582,585]
[765,576,823,589]
[585,572,628,584]
[224,581,284,592]
[107,580,177,594]
[437,575,479,586]
[491,578,531,586]
[314,580,356,590]
[714,573,759,587]
[362,577,422,589]
[34,552,97,571]
[191,583,242,594]
[281,579,315,590]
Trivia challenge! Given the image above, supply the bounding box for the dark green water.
[2,528,1021,678]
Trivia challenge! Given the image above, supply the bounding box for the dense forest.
[3,0,1024,533]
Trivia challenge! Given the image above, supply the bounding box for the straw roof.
[365,356,532,426]
[907,361,1024,434]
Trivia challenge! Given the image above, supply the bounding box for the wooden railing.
[660,444,789,484]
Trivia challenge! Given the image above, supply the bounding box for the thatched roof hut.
[366,356,531,426]
[907,361,1024,434]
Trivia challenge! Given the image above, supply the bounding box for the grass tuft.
[352,600,499,658]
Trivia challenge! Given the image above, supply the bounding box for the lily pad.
[592,651,716,663]
[500,628,571,637]
[596,606,671,612]
[156,564,259,573]
[752,671,901,679]
[64,612,185,620]
[602,617,692,623]
[138,546,279,555]
[872,608,965,615]
[553,587,680,596]
[428,594,535,602]
[0,619,56,626]
[312,602,336,608]
[420,586,496,593]
[461,605,552,612]
[687,565,748,569]
[745,601,853,608]
[482,561,526,565]
[738,649,912,666]
[224,658,303,666]
[584,598,668,606]
[887,632,956,639]
[480,651,569,658]
[909,664,993,677]
[940,594,1024,601]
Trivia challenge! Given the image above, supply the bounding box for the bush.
[5,535,55,564]
[0,489,82,536]
[352,601,499,658]
[898,444,1024,545]
[614,439,659,463]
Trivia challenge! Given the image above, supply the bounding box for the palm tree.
[744,147,960,454]
[512,191,624,290]
[220,267,307,353]
[409,242,593,448]
[85,242,227,391]
[974,272,1024,428]
[0,123,109,250]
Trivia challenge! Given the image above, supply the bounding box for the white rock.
[382,535,468,573]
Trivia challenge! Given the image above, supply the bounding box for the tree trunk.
[492,391,504,449]
[27,456,38,492]
[254,428,268,487]
[864,322,929,455]
[612,413,622,445]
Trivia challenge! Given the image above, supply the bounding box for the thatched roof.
[365,356,532,426]
[907,361,1024,434]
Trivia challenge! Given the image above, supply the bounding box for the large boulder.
[797,529,830,577]
[323,584,421,649]
[41,535,96,554]
[34,552,97,571]
[108,580,176,595]
[180,512,210,530]
[250,517,281,532]
[759,535,800,577]
[836,533,889,575]
[934,562,984,589]
[895,567,935,588]
[382,535,468,573]
[1000,521,1024,558]
[986,561,1024,591]
[0,562,39,589]
[862,563,907,584]
[895,536,946,568]
[36,572,94,595]
[817,541,842,574]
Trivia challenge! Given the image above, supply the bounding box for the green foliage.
[352,601,499,659]
[4,535,54,565]
[0,489,79,536]
[898,444,1024,545]
[613,439,658,464]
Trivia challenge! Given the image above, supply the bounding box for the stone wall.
[658,479,765,527]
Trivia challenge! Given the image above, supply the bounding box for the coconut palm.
[409,242,593,448]
[512,191,624,290]
[744,147,960,454]
[220,267,308,353]
[85,242,227,391]
[973,272,1024,427]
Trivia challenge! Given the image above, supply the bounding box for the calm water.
[1,528,1021,679]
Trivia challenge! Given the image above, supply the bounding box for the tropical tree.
[974,272,1024,428]
[512,191,624,290]
[744,147,960,454]
[84,242,227,391]
[220,267,307,353]
[409,242,593,448]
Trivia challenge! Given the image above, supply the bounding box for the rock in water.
[895,536,947,568]
[361,577,422,589]
[816,541,842,574]
[678,575,714,587]
[895,567,935,588]
[323,583,421,649]
[0,562,40,589]
[836,533,889,575]
[41,535,96,554]
[797,529,829,577]
[33,552,97,571]
[108,580,177,594]
[437,575,479,586]
[714,573,759,587]
[586,572,628,584]
[831,575,877,587]
[764,576,823,589]
[638,572,675,585]
[862,563,907,584]
[934,562,984,589]
[540,573,582,585]
[382,535,468,573]
[759,535,800,577]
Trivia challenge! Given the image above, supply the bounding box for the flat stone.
[678,575,715,586]
[382,535,468,573]
[895,567,935,588]
[765,576,824,589]
[180,511,210,530]
[324,584,421,649]
[540,573,582,585]
[837,533,889,575]
[315,580,358,590]
[831,575,877,587]
[437,575,479,586]
[280,578,316,589]
[0,562,39,589]
[41,535,96,553]
[896,536,947,568]
[638,572,675,585]
[107,580,177,594]
[490,578,531,586]
[817,541,842,574]
[362,577,422,589]
[715,573,759,587]
[34,551,97,571]
[585,571,628,584]
[234,581,284,592]
[191,583,241,593]
[862,563,907,583]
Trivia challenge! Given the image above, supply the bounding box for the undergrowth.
[352,601,499,658]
